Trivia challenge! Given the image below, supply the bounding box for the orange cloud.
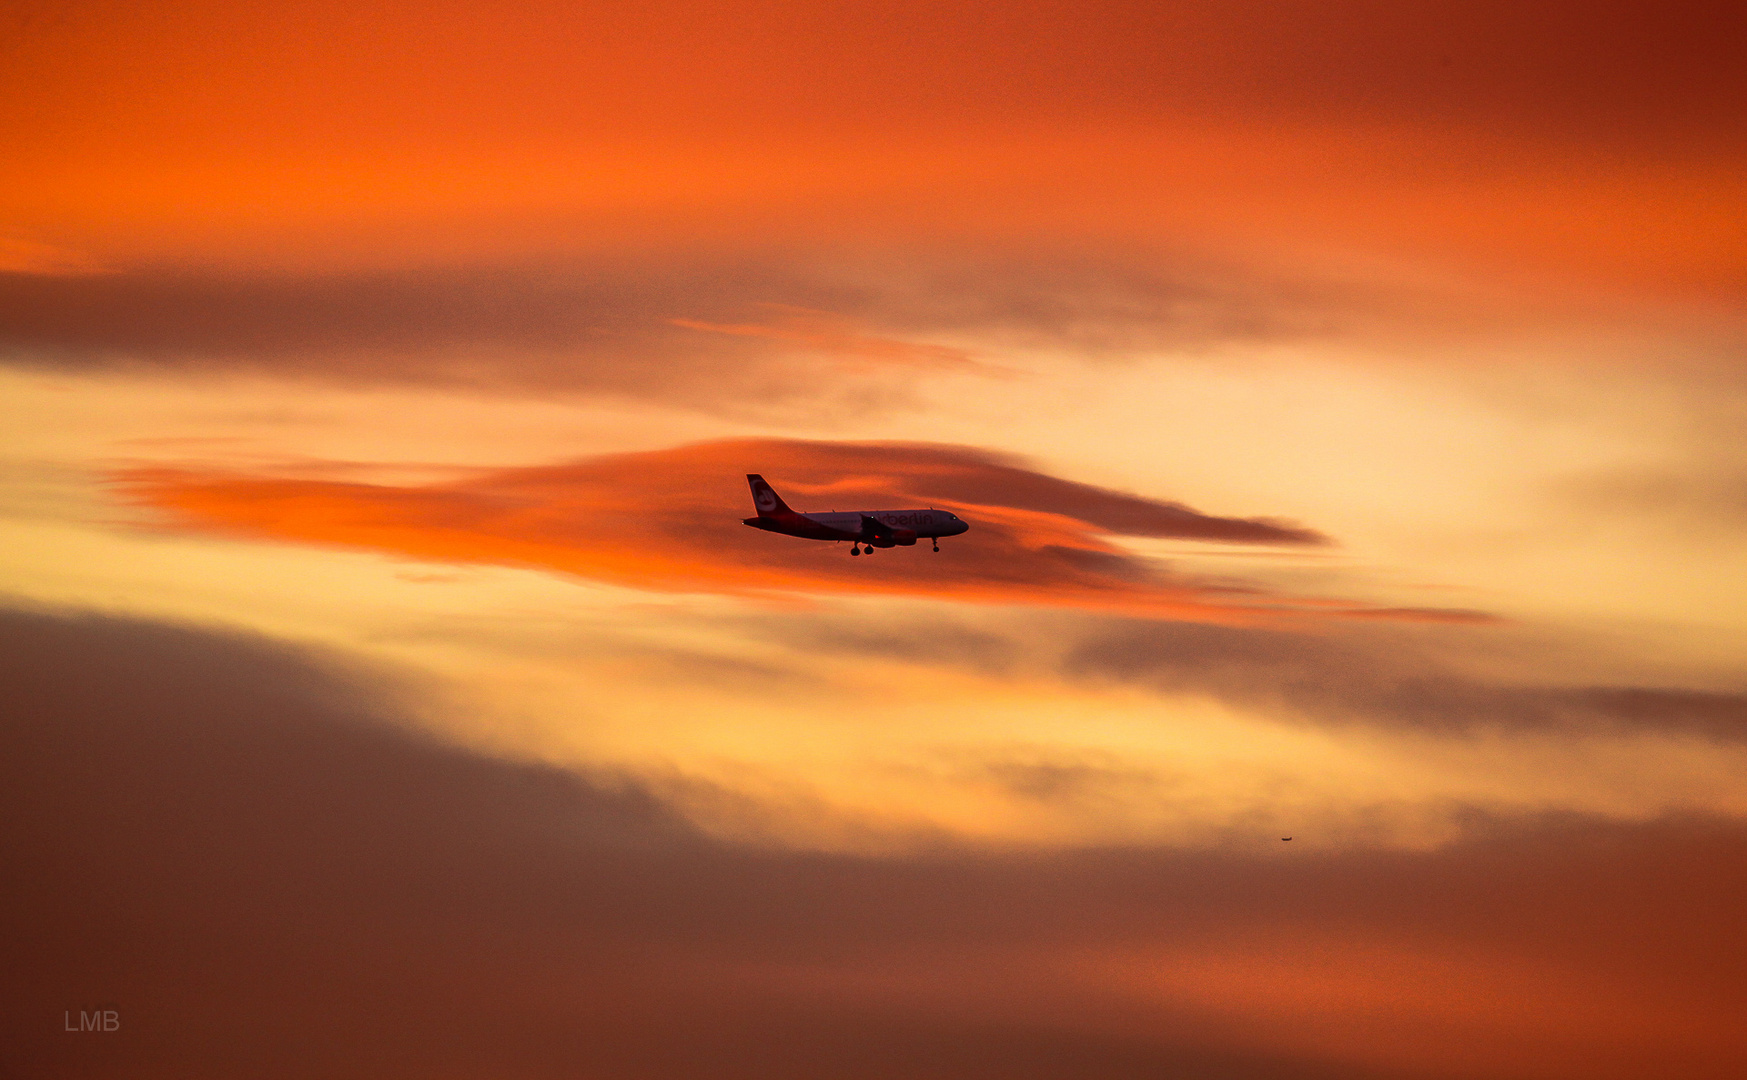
[671,304,993,374]
[119,438,1489,624]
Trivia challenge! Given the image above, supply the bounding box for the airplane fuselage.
[743,508,968,545]
[741,473,970,550]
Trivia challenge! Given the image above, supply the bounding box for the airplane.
[742,474,969,556]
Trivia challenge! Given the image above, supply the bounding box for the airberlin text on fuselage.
[880,512,935,528]
[825,512,938,528]
[800,512,936,533]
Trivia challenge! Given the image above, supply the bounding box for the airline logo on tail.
[747,474,789,517]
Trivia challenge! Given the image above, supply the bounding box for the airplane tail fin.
[747,474,794,517]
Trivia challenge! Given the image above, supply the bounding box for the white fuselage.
[800,509,964,538]
[741,473,971,549]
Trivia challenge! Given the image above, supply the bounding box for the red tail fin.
[746,474,794,517]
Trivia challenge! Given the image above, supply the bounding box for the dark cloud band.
[4,605,1743,1078]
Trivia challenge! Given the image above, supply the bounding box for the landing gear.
[851,544,860,556]
[932,540,940,552]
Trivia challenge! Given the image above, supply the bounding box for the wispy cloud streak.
[117,439,1490,623]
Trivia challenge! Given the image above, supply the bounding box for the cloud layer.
[5,606,1744,1079]
[110,438,1491,626]
[0,252,1421,403]
[737,610,1747,744]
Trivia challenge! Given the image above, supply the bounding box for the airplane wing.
[859,515,917,546]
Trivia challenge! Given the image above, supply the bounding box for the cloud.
[106,438,1492,626]
[1067,618,1747,738]
[671,303,998,374]
[2,243,1723,422]
[4,604,1744,1078]
[0,236,105,276]
[0,251,1386,403]
[754,609,1747,741]
[0,261,780,396]
[1550,465,1747,537]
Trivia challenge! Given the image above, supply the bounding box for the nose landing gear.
[932,539,940,552]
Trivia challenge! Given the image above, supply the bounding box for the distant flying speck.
[1282,837,1292,841]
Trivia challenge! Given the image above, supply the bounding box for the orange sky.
[3,2,1745,1077]
[3,0,1744,292]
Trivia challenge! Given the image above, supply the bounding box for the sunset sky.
[5,2,1746,1077]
